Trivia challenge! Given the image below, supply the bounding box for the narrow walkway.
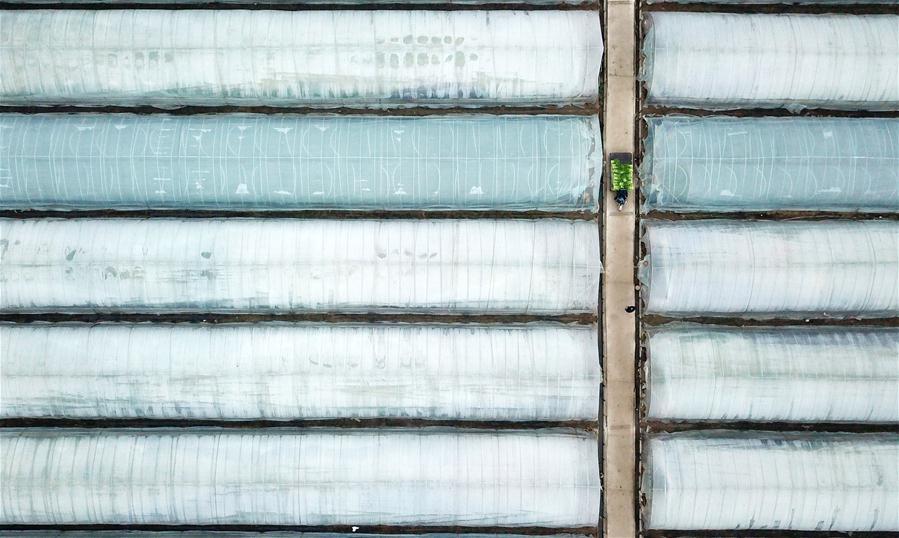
[602,0,637,536]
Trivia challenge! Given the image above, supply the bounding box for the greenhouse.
[642,13,899,110]
[641,116,899,212]
[0,428,600,526]
[644,433,899,531]
[0,10,603,107]
[0,113,601,212]
[1,0,896,535]
[646,326,899,422]
[0,322,600,421]
[641,220,899,317]
[0,218,601,314]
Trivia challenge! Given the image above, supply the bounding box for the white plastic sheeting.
[0,0,595,3]
[647,0,897,3]
[0,218,601,314]
[0,428,601,526]
[0,113,601,212]
[641,13,899,110]
[644,432,899,531]
[646,326,899,423]
[641,116,899,213]
[0,521,589,535]
[0,10,603,108]
[0,322,600,421]
[640,220,899,317]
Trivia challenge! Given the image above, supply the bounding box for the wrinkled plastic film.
[0,218,601,314]
[646,326,899,422]
[0,114,601,212]
[8,528,595,535]
[0,322,600,421]
[640,220,899,317]
[646,0,897,3]
[0,10,603,108]
[641,116,899,213]
[642,13,899,110]
[0,0,595,3]
[644,432,899,531]
[0,428,601,526]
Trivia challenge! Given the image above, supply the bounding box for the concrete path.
[602,1,637,536]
